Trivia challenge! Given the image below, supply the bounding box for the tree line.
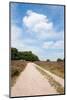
[11,47,64,62]
[11,48,39,61]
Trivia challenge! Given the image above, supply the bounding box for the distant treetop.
[57,58,63,62]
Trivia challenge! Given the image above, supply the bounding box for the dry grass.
[11,60,28,86]
[36,66,64,94]
[34,61,64,78]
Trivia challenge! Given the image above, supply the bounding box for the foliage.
[11,48,19,60]
[57,58,63,62]
[11,48,39,61]
[35,61,64,78]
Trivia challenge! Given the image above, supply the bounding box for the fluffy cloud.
[23,10,53,34]
[43,40,64,49]
[23,10,64,41]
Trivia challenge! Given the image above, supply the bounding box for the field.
[11,60,28,86]
[34,61,64,78]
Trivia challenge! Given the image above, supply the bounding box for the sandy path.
[34,64,64,87]
[11,63,58,97]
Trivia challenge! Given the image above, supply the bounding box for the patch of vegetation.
[36,66,64,94]
[34,61,64,78]
[57,58,64,62]
[11,48,39,61]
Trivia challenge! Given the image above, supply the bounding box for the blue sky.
[11,2,64,61]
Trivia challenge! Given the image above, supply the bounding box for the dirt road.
[11,63,58,97]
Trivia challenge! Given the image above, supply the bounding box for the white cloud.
[43,40,64,49]
[23,10,53,34]
[23,10,64,42]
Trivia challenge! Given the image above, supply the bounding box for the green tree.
[11,48,40,61]
[11,48,19,60]
[57,58,63,62]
